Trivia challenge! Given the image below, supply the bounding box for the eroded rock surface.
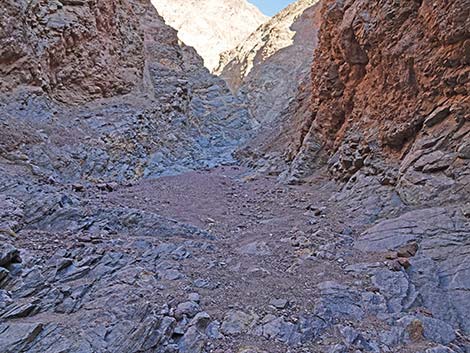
[215,0,321,125]
[0,0,253,182]
[0,0,469,352]
[151,0,268,71]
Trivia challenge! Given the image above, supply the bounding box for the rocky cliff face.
[1,1,469,353]
[0,0,144,103]
[151,0,268,71]
[284,0,469,186]
[270,0,470,349]
[0,0,253,181]
[215,0,322,125]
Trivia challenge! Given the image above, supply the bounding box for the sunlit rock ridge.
[151,0,268,71]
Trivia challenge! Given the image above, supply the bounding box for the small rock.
[387,258,411,271]
[397,242,419,258]
[0,290,13,310]
[221,310,256,336]
[193,278,218,289]
[188,293,200,303]
[424,106,450,127]
[206,321,222,339]
[0,244,21,267]
[306,205,326,216]
[269,298,288,309]
[190,311,211,329]
[161,269,183,281]
[407,319,424,342]
[96,182,118,192]
[339,325,359,346]
[72,183,85,192]
[457,141,470,159]
[420,316,456,345]
[175,301,201,319]
[238,241,271,256]
[397,257,411,269]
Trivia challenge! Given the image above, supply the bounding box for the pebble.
[269,298,288,309]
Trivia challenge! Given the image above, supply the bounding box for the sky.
[249,0,295,16]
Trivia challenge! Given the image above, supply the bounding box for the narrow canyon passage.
[1,0,469,352]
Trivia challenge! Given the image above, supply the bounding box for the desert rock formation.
[215,0,322,125]
[0,0,469,352]
[151,0,268,71]
[0,0,253,180]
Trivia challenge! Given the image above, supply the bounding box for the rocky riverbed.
[0,0,469,352]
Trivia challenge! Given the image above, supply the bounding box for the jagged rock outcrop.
[151,0,268,71]
[284,0,469,184]
[0,0,254,351]
[250,1,469,351]
[215,0,322,125]
[0,0,144,103]
[0,0,253,182]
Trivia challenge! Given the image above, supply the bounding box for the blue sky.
[249,0,295,16]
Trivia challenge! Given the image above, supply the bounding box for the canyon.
[0,0,469,353]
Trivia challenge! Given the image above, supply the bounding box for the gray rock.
[420,316,456,345]
[0,323,43,353]
[315,281,364,322]
[355,208,450,252]
[260,315,283,339]
[221,310,257,336]
[0,290,12,310]
[339,325,359,346]
[188,293,201,303]
[457,141,470,159]
[372,269,417,313]
[206,321,222,339]
[238,241,272,256]
[424,107,450,127]
[178,325,206,353]
[1,302,38,319]
[190,312,211,330]
[0,243,20,267]
[175,301,201,319]
[270,298,288,309]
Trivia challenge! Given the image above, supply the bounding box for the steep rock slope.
[285,0,469,185]
[151,0,268,71]
[0,0,253,181]
[0,0,144,104]
[215,0,322,125]
[0,0,254,351]
[266,0,470,348]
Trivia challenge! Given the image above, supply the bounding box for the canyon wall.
[0,0,253,182]
[151,0,268,71]
[215,0,322,126]
[0,0,159,103]
[291,0,470,180]
[273,0,469,197]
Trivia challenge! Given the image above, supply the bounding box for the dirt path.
[2,166,468,353]
[103,166,351,352]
